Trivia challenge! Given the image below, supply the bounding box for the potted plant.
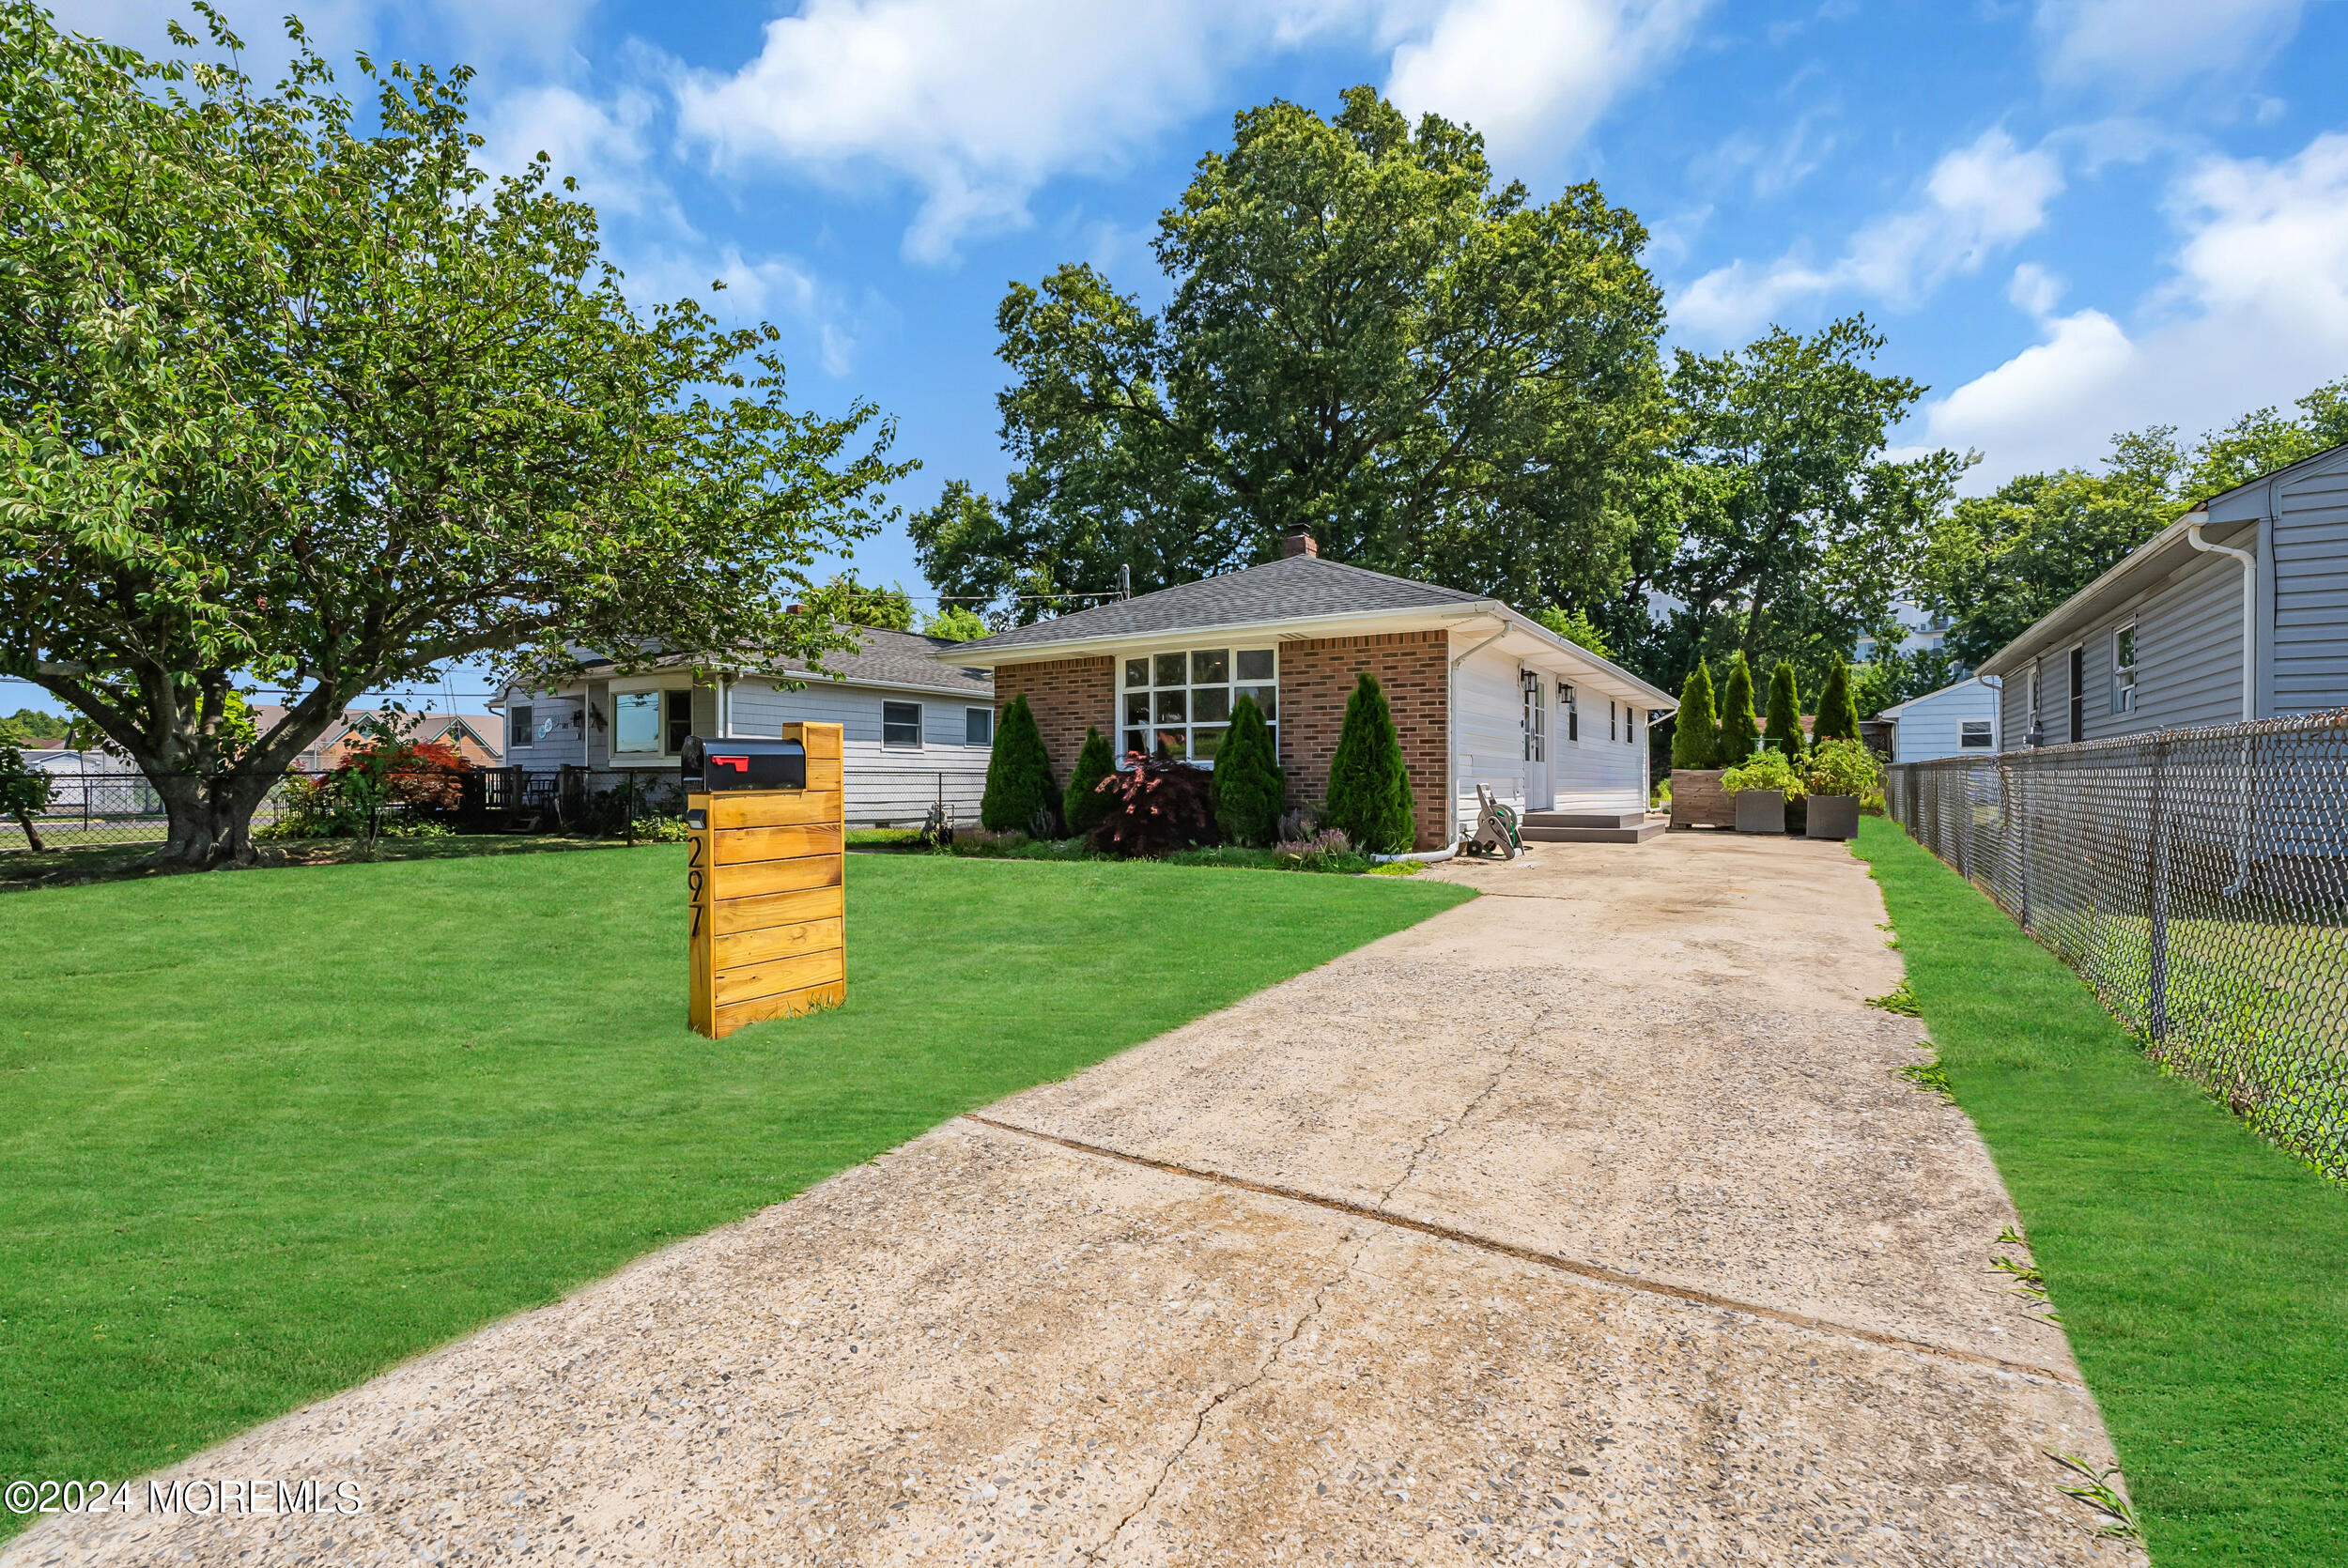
[1802,738,1879,840]
[1720,748,1801,834]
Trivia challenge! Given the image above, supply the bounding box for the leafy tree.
[0,734,57,851]
[1762,660,1802,759]
[1914,378,2348,668]
[0,9,907,869]
[1716,652,1759,764]
[1534,606,1613,660]
[1060,725,1116,835]
[913,86,1667,623]
[803,574,914,632]
[980,695,1058,834]
[1,707,72,744]
[1323,672,1416,854]
[1669,658,1717,770]
[1815,655,1861,744]
[1657,318,1966,670]
[1211,694,1285,846]
[921,606,991,642]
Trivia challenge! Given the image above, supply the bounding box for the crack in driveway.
[1077,1233,1367,1564]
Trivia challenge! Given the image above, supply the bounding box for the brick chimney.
[1279,530,1318,559]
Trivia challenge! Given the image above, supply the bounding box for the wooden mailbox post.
[685,723,846,1038]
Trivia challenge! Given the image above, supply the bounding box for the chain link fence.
[4,763,998,852]
[1888,708,2348,1181]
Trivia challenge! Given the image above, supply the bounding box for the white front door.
[1522,672,1552,810]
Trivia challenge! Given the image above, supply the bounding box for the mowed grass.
[0,848,1472,1528]
[1853,818,2348,1566]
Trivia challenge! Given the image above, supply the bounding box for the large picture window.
[1122,647,1276,763]
[614,689,691,756]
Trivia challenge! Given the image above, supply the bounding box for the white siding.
[728,677,995,825]
[1448,636,1650,832]
[1889,680,2000,762]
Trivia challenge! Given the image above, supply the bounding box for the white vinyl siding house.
[1879,677,2000,763]
[499,628,995,825]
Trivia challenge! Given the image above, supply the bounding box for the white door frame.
[1522,669,1553,810]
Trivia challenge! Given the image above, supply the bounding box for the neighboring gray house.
[1978,440,2348,744]
[1878,676,2000,763]
[497,627,996,825]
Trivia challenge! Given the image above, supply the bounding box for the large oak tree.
[0,6,908,866]
[911,86,1667,623]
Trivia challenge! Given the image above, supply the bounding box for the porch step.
[1521,809,1647,830]
[1521,819,1666,844]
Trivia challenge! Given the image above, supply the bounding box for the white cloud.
[2034,0,2303,97]
[1674,128,2064,338]
[1383,0,1710,170]
[2006,262,2066,318]
[672,0,1710,265]
[622,246,877,377]
[477,83,671,221]
[1922,131,2348,481]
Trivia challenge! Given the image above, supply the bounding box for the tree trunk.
[146,769,276,870]
[10,808,43,853]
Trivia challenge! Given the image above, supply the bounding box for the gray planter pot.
[1805,794,1860,839]
[1734,790,1785,834]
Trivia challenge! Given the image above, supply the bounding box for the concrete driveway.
[8,833,2140,1566]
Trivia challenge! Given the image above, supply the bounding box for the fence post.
[2017,759,2032,931]
[2146,737,2170,1042]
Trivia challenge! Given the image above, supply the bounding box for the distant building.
[249,708,505,770]
[1877,678,2000,763]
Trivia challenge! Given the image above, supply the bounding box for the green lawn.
[0,848,1472,1531]
[1853,818,2348,1566]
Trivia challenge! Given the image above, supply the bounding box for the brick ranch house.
[935,535,1679,849]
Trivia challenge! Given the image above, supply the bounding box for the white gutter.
[1371,844,1460,866]
[2186,521,2258,723]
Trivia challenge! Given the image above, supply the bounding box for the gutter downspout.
[1448,616,1512,849]
[2186,519,2259,895]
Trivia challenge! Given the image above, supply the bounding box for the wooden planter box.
[1734,790,1786,834]
[1668,769,1735,829]
[1805,794,1860,839]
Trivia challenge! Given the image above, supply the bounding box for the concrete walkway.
[9,834,2139,1567]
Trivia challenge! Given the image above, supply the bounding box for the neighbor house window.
[2111,624,2138,715]
[1960,720,1993,748]
[882,700,922,746]
[1122,646,1276,763]
[614,690,691,756]
[1522,672,1544,762]
[1561,684,1579,742]
[509,705,534,751]
[1609,699,1618,742]
[965,707,992,745]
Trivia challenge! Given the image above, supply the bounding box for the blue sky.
[18,0,2348,716]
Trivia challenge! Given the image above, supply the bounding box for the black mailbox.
[681,734,807,792]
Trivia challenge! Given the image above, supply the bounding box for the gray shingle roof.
[954,555,1488,654]
[580,629,992,696]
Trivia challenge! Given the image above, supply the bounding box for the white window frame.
[1959,719,1993,749]
[2111,623,2138,715]
[1561,683,1578,743]
[1117,643,1278,767]
[508,704,534,752]
[1521,670,1545,762]
[965,706,993,746]
[610,683,692,759]
[881,699,924,747]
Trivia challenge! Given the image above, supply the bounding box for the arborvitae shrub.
[1211,693,1285,847]
[1815,654,1862,743]
[1323,671,1416,854]
[980,694,1058,833]
[1716,652,1759,764]
[1763,660,1803,759]
[1061,726,1116,835]
[1670,658,1718,770]
[1089,754,1216,856]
